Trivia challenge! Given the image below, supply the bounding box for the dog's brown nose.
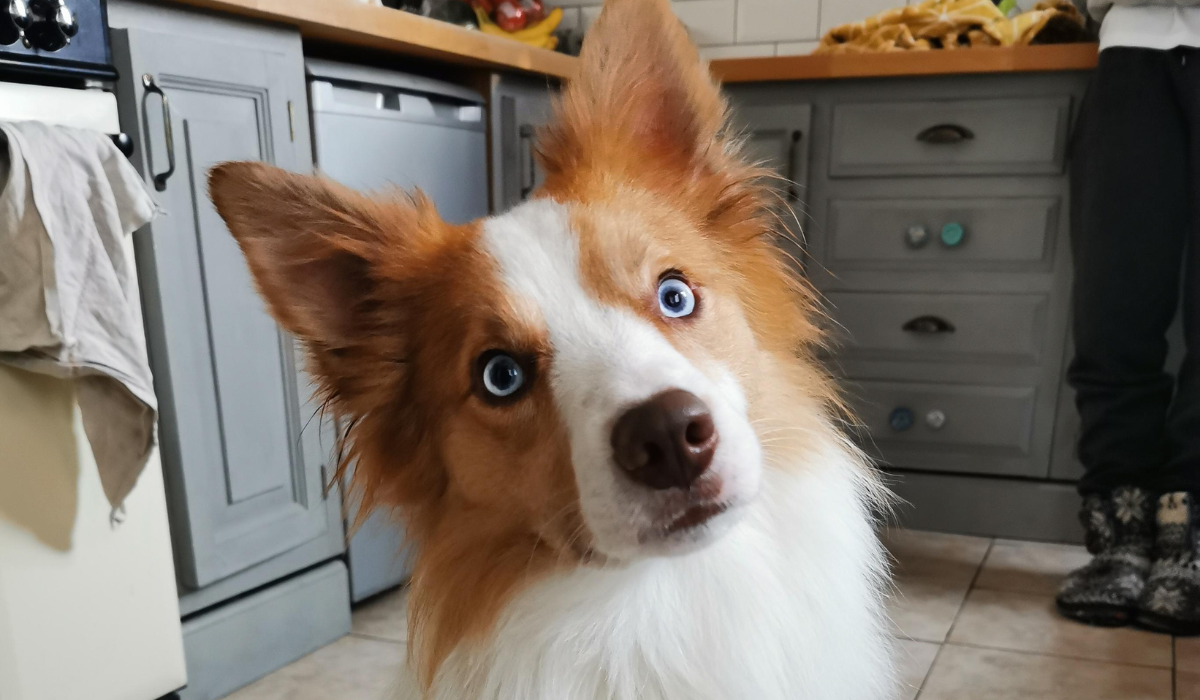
[611,389,719,490]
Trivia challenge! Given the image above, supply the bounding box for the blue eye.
[481,353,526,399]
[657,277,696,318]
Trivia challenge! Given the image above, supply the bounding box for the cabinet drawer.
[848,380,1037,463]
[829,97,1071,177]
[827,292,1048,364]
[828,196,1059,271]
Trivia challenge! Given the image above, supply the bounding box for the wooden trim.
[710,43,1099,83]
[161,0,579,79]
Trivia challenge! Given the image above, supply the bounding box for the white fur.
[393,444,895,700]
[390,198,895,700]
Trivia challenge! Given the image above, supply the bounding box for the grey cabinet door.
[490,73,556,213]
[729,102,813,270]
[112,28,339,591]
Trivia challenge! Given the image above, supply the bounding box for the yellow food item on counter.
[817,0,1085,53]
[474,6,562,50]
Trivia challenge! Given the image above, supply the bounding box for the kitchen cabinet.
[728,71,1089,542]
[489,71,557,213]
[109,7,349,699]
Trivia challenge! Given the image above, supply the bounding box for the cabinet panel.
[830,97,1071,178]
[828,196,1060,273]
[847,379,1042,477]
[113,28,340,591]
[827,291,1049,365]
[490,72,556,213]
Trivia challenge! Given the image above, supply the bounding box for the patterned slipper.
[1137,492,1200,636]
[1057,486,1155,627]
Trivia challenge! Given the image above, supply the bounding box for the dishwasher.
[307,59,489,602]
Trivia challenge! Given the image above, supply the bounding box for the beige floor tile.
[918,644,1172,700]
[883,529,992,643]
[948,588,1172,668]
[223,635,404,700]
[1179,636,1200,667]
[1180,638,1200,700]
[894,639,939,700]
[973,539,1092,596]
[352,586,409,643]
[1181,671,1200,700]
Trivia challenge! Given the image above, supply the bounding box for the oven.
[0,2,188,699]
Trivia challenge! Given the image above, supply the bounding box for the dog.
[208,0,895,697]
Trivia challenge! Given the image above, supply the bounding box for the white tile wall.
[673,0,737,45]
[736,0,820,42]
[562,0,904,57]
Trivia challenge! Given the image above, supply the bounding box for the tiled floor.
[226,530,1196,699]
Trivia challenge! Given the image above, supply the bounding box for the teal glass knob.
[905,225,929,249]
[941,222,965,247]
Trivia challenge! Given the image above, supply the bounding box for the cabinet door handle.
[916,123,974,145]
[785,129,803,202]
[902,315,956,334]
[141,74,175,192]
[518,123,536,200]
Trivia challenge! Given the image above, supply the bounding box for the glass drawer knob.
[889,407,915,432]
[905,225,929,249]
[941,222,965,247]
[926,409,947,430]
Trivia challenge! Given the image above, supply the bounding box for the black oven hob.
[0,0,115,83]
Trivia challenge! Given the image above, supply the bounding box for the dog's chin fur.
[397,432,894,700]
[207,0,895,696]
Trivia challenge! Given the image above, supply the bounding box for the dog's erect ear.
[209,162,412,350]
[539,0,728,186]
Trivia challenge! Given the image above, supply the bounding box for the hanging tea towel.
[0,120,160,513]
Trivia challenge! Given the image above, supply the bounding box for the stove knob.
[0,0,31,46]
[26,0,75,51]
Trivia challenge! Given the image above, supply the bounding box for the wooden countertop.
[158,0,1097,84]
[162,0,578,79]
[709,43,1098,83]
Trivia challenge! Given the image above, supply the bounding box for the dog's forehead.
[479,197,624,341]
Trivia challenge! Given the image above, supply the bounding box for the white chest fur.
[395,441,896,700]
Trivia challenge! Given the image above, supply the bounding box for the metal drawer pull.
[916,123,975,145]
[518,123,536,200]
[905,224,930,249]
[785,129,803,202]
[902,315,956,334]
[142,74,175,192]
[925,409,947,430]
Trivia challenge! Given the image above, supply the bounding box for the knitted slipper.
[1057,486,1155,627]
[1137,492,1200,636]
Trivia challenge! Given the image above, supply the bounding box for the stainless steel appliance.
[306,58,489,602]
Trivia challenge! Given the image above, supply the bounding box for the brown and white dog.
[209,0,894,697]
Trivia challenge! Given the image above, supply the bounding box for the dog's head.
[210,0,830,677]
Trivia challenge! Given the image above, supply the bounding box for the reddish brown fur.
[209,0,838,689]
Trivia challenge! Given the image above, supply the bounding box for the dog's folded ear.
[208,162,428,349]
[208,162,380,348]
[539,0,729,187]
[208,162,445,409]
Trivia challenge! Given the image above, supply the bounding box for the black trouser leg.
[1162,47,1200,492]
[1070,48,1191,495]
